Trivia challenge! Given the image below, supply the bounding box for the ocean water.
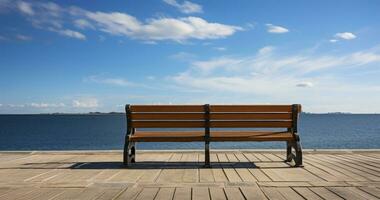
[0,114,379,150]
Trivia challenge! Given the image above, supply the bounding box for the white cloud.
[213,47,226,51]
[335,32,356,40]
[54,29,86,40]
[329,39,338,43]
[296,82,314,87]
[266,24,289,33]
[72,98,99,108]
[9,1,240,43]
[84,12,242,42]
[84,75,135,87]
[16,34,32,41]
[163,0,203,14]
[29,102,65,108]
[17,1,34,15]
[167,45,380,112]
[74,19,95,29]
[170,52,197,61]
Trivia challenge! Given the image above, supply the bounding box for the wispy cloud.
[84,75,136,87]
[30,102,65,108]
[266,24,289,33]
[296,82,314,87]
[167,45,380,112]
[72,98,99,108]
[17,1,34,15]
[16,34,32,41]
[5,1,241,43]
[335,32,356,40]
[213,47,227,51]
[83,13,242,42]
[53,29,86,40]
[163,0,203,14]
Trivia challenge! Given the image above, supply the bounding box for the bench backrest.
[126,104,301,130]
[127,105,206,128]
[209,105,298,129]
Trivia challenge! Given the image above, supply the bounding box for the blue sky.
[1,0,380,113]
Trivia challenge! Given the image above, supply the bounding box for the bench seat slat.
[210,105,292,112]
[209,121,292,128]
[129,131,204,142]
[129,131,294,142]
[131,105,204,112]
[131,121,205,128]
[131,113,205,120]
[210,131,294,141]
[210,113,292,120]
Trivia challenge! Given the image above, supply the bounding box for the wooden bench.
[123,104,303,167]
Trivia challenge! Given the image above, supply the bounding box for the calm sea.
[0,114,379,150]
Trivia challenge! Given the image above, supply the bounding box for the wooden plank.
[210,105,292,112]
[138,153,173,183]
[192,187,210,200]
[346,187,379,200]
[132,113,205,120]
[156,153,184,183]
[154,188,175,200]
[136,188,159,200]
[309,187,343,200]
[240,185,268,200]
[307,155,369,181]
[327,187,368,200]
[209,187,227,200]
[210,132,294,141]
[130,131,204,142]
[261,187,287,200]
[224,188,245,200]
[276,187,304,200]
[210,113,292,120]
[304,158,357,181]
[96,188,125,200]
[358,187,380,198]
[173,188,191,200]
[210,121,292,128]
[115,187,142,200]
[50,188,85,200]
[292,187,323,200]
[182,153,199,183]
[131,121,205,128]
[131,105,204,112]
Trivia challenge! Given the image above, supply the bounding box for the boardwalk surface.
[0,150,379,199]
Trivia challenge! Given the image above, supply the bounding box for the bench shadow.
[14,161,292,169]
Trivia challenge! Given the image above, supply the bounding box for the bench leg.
[286,141,293,162]
[123,137,136,167]
[285,141,303,167]
[204,141,210,167]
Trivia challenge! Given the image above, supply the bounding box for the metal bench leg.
[285,141,303,167]
[123,136,130,166]
[285,141,293,162]
[123,136,136,167]
[294,141,303,167]
[204,141,210,167]
[130,142,136,163]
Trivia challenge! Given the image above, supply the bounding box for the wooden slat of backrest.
[209,105,292,112]
[130,105,204,112]
[131,113,205,120]
[210,121,292,128]
[130,121,205,128]
[210,113,292,120]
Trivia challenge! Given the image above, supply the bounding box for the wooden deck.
[0,150,380,199]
